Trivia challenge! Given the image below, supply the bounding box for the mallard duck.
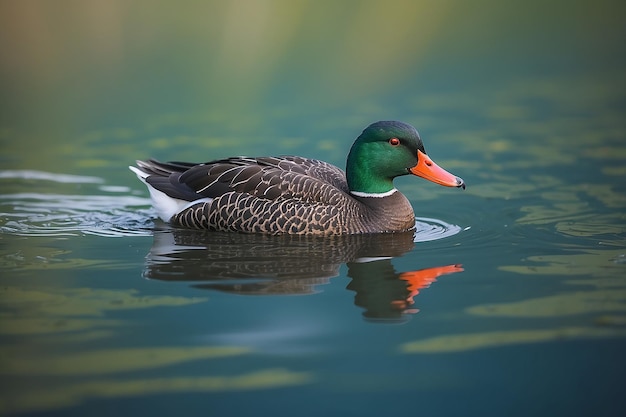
[129,121,465,235]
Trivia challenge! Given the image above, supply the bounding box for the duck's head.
[346,121,465,195]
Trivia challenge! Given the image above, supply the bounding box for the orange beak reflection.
[390,264,464,311]
[409,149,465,189]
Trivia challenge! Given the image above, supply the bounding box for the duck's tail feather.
[129,160,212,223]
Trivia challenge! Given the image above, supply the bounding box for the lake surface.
[1,2,625,416]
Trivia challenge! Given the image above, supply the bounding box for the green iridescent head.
[346,121,464,195]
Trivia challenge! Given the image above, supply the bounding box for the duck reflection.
[143,225,463,321]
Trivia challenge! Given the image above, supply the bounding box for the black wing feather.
[138,156,350,204]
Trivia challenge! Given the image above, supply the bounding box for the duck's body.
[130,121,464,235]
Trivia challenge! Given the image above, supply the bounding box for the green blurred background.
[1,0,624,180]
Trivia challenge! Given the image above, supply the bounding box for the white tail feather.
[129,166,212,222]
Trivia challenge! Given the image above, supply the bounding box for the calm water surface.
[1,2,625,416]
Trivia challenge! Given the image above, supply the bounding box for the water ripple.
[0,170,154,237]
[414,217,464,243]
[0,193,154,238]
[0,170,104,184]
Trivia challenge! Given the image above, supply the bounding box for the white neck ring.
[350,188,398,198]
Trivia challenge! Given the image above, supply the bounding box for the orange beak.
[409,149,465,189]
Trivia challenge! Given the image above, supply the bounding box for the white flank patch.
[350,188,398,198]
[129,166,212,222]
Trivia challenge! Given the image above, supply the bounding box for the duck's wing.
[271,156,349,192]
[139,156,350,203]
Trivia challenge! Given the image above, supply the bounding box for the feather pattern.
[132,156,416,235]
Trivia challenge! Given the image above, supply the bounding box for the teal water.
[1,1,625,416]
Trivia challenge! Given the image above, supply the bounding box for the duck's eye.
[388,138,400,146]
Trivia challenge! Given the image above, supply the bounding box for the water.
[1,1,625,416]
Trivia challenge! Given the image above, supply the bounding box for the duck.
[129,121,465,235]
